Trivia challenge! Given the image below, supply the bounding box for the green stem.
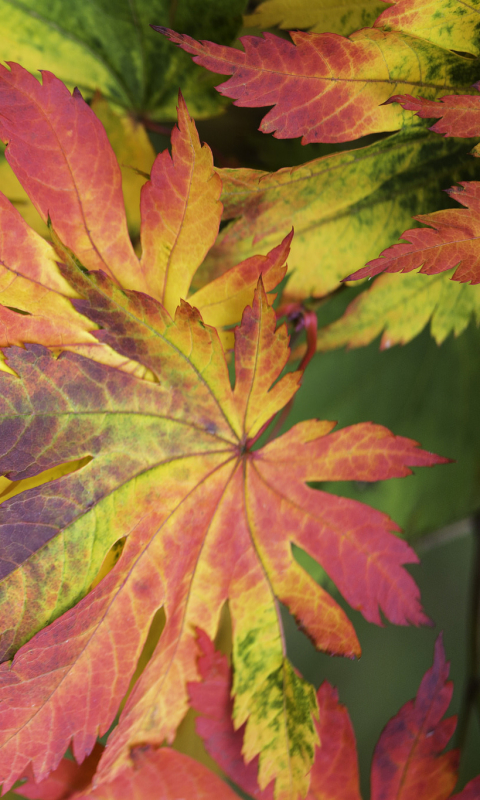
[455,511,480,751]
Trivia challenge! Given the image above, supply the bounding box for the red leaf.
[153,26,476,144]
[15,744,103,800]
[386,89,480,139]
[0,64,140,290]
[371,634,458,800]
[190,631,361,800]
[347,182,480,284]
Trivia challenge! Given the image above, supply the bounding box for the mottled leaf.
[155,25,479,143]
[0,274,442,797]
[244,0,387,35]
[197,128,480,301]
[0,0,247,120]
[371,635,458,800]
[316,270,480,350]
[374,0,480,56]
[348,182,480,284]
[190,630,362,800]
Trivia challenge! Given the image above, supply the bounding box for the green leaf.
[199,127,480,301]
[0,0,247,120]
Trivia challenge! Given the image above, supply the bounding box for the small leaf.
[316,271,480,350]
[371,634,458,800]
[348,181,480,284]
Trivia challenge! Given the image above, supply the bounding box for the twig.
[455,510,480,751]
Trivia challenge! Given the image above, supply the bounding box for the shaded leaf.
[15,744,104,800]
[198,129,480,301]
[348,182,480,284]
[244,0,387,36]
[371,634,458,800]
[155,25,479,143]
[0,0,247,120]
[374,0,480,56]
[316,270,480,350]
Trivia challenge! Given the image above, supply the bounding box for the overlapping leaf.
[374,0,480,56]
[155,25,479,144]
[243,0,387,36]
[0,63,286,357]
[188,632,480,800]
[348,182,480,284]
[16,746,241,800]
[316,270,480,350]
[195,128,480,301]
[386,89,480,142]
[0,0,247,120]
[0,262,445,798]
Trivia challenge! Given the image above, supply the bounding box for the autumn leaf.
[196,128,480,301]
[90,96,156,240]
[243,0,387,36]
[370,634,458,800]
[0,0,247,121]
[189,631,478,800]
[154,25,479,144]
[316,270,480,350]
[374,0,480,56]
[385,89,480,143]
[0,261,446,798]
[347,182,480,284]
[189,629,361,800]
[0,63,287,356]
[17,747,241,800]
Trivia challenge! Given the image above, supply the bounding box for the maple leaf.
[0,264,445,798]
[384,89,480,143]
[188,632,480,800]
[243,0,387,36]
[0,63,288,358]
[154,25,479,144]
[348,182,480,284]
[315,270,480,350]
[199,127,479,301]
[374,0,480,56]
[0,0,247,121]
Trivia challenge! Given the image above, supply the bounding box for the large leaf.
[316,270,480,350]
[348,182,480,284]
[0,0,247,120]
[155,25,479,143]
[195,129,480,301]
[0,271,442,797]
[374,0,480,56]
[243,0,387,36]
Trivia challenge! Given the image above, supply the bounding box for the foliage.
[0,1,480,799]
